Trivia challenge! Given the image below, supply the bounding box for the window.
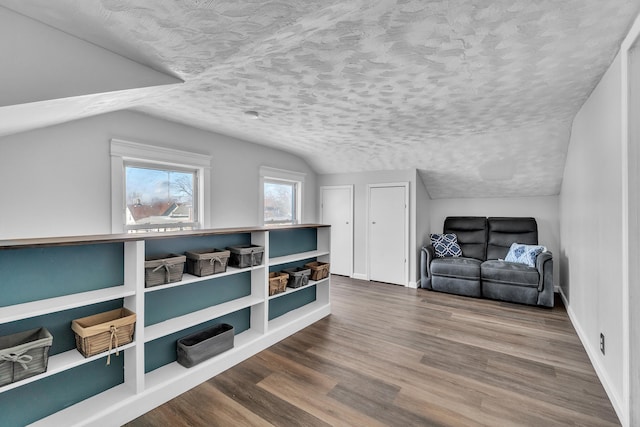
[124,163,198,232]
[259,166,305,226]
[264,179,297,224]
[111,139,211,233]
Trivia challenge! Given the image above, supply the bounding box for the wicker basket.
[145,254,186,287]
[185,248,230,277]
[268,272,289,296]
[282,267,311,288]
[0,327,53,386]
[304,261,330,281]
[226,245,264,268]
[72,308,136,364]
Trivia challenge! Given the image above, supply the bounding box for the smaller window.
[264,179,298,225]
[260,166,305,226]
[124,163,198,232]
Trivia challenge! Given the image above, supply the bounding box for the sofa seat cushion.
[431,257,481,280]
[481,260,539,287]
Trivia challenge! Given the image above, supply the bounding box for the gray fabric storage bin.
[176,323,234,368]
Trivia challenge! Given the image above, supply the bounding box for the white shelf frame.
[268,278,329,300]
[143,266,262,293]
[0,286,134,324]
[144,295,264,342]
[269,250,330,267]
[144,327,261,390]
[0,225,330,427]
[0,342,136,393]
[268,300,330,332]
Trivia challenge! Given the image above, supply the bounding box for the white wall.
[428,196,560,287]
[0,110,317,239]
[560,54,625,419]
[318,169,417,284]
[415,173,431,282]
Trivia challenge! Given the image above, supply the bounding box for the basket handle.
[106,325,120,366]
[0,352,33,371]
[209,256,222,266]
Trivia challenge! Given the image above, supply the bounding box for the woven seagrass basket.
[304,261,330,281]
[144,254,186,287]
[268,272,289,296]
[72,308,136,364]
[185,248,230,277]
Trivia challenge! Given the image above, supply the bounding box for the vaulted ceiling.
[1,0,639,198]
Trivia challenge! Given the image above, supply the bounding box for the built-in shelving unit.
[0,224,330,427]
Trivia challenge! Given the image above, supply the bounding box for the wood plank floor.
[126,276,620,427]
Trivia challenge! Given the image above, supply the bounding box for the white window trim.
[259,166,305,226]
[110,138,212,233]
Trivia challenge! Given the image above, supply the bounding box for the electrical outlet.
[600,333,605,355]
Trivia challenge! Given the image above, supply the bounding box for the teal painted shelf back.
[144,272,251,326]
[268,285,316,320]
[0,243,124,307]
[144,309,250,373]
[269,228,317,258]
[0,356,124,427]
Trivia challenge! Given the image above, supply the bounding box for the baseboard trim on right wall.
[559,288,627,426]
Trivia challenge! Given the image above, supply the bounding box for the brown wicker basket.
[71,308,136,364]
[185,248,230,277]
[304,261,330,281]
[268,272,289,296]
[145,254,186,287]
[0,327,53,386]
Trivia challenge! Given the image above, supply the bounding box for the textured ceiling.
[1,0,639,198]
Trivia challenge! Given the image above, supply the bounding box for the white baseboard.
[559,288,627,426]
[408,281,418,288]
[351,273,368,281]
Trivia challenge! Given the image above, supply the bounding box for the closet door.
[368,183,408,286]
[320,186,353,276]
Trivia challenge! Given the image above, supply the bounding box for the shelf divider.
[0,286,134,324]
[269,250,330,267]
[145,295,263,342]
[268,278,329,300]
[0,342,136,393]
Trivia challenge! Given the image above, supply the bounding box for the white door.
[320,186,353,276]
[368,184,407,286]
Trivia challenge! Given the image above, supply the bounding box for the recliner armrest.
[536,251,554,307]
[420,245,435,289]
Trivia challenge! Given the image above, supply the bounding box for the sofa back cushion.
[443,217,488,261]
[487,217,538,260]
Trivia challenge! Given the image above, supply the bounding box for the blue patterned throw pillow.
[504,243,545,267]
[430,233,462,258]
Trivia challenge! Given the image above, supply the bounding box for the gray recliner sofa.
[420,216,554,307]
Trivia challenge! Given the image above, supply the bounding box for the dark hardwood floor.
[126,275,620,426]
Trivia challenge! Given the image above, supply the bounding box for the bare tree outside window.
[125,165,197,232]
[264,180,296,224]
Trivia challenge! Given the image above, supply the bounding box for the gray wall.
[0,110,318,239]
[415,174,431,282]
[560,53,625,417]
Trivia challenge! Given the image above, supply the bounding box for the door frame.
[320,185,354,278]
[621,16,640,427]
[366,182,409,286]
